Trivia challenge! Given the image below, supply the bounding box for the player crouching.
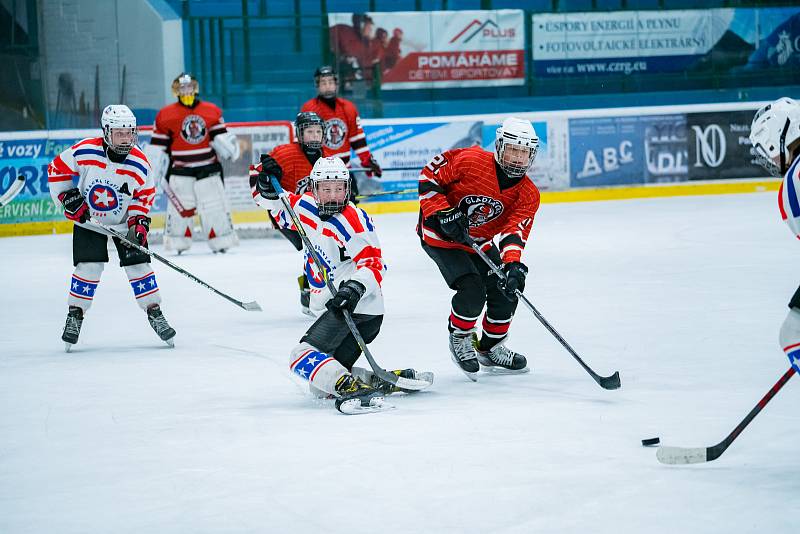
[48,105,176,351]
[254,157,432,413]
[418,118,541,380]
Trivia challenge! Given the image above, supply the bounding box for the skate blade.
[64,342,74,353]
[301,308,315,318]
[337,397,395,415]
[164,338,175,348]
[480,365,530,375]
[450,355,478,382]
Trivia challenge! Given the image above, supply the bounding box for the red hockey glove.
[58,188,90,223]
[126,215,151,246]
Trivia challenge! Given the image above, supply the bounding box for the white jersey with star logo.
[48,137,155,228]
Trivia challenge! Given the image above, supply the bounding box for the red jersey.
[300,96,372,167]
[248,142,331,201]
[150,100,229,176]
[418,146,540,264]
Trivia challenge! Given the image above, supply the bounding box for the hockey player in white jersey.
[750,97,800,375]
[254,157,431,413]
[48,104,176,351]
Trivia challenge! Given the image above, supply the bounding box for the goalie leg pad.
[68,262,104,312]
[290,342,348,397]
[195,173,237,252]
[164,175,196,253]
[124,263,161,310]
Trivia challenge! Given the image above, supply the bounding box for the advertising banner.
[532,7,800,77]
[686,109,763,180]
[328,10,525,89]
[569,114,688,188]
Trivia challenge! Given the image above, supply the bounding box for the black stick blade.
[598,371,621,390]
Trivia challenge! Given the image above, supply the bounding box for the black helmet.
[314,65,338,84]
[295,112,325,152]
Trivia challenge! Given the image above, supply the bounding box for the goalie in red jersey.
[418,118,540,381]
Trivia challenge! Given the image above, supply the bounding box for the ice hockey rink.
[1,191,797,534]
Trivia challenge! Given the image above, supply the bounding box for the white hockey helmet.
[749,97,800,177]
[495,117,539,178]
[101,104,137,155]
[310,157,351,217]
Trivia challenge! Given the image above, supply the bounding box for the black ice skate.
[335,374,388,414]
[147,304,176,347]
[372,369,435,394]
[449,332,479,381]
[61,306,84,352]
[475,338,529,374]
[297,274,313,317]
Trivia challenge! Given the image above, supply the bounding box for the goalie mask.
[295,112,324,153]
[172,73,199,107]
[749,97,800,177]
[314,65,338,100]
[310,157,350,218]
[495,117,539,178]
[100,104,137,156]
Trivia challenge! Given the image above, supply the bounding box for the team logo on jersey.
[88,184,120,212]
[304,247,334,289]
[181,115,208,144]
[458,195,504,227]
[324,118,347,150]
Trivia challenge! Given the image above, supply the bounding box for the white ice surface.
[1,193,798,534]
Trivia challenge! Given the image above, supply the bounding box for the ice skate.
[61,306,84,352]
[147,304,176,347]
[475,338,529,374]
[449,332,479,381]
[372,369,435,394]
[335,374,389,414]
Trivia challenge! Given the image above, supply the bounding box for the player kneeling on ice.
[254,157,432,413]
[48,104,176,351]
[750,97,800,375]
[418,117,540,381]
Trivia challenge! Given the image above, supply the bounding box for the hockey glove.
[58,188,90,223]
[499,262,528,300]
[126,215,151,246]
[433,208,470,244]
[361,154,382,178]
[326,280,366,315]
[779,307,800,371]
[259,154,283,180]
[256,171,280,200]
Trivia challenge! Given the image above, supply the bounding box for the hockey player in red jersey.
[300,65,382,198]
[48,105,176,351]
[253,157,432,413]
[750,97,800,376]
[418,117,540,380]
[146,73,240,254]
[249,111,330,315]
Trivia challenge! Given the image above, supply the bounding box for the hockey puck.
[641,437,660,447]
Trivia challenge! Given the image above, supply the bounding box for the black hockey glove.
[499,262,528,300]
[432,207,470,244]
[256,171,280,200]
[126,215,151,246]
[58,188,90,223]
[326,279,366,315]
[349,175,360,205]
[259,154,283,180]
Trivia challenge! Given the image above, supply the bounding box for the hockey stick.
[355,188,417,200]
[161,179,196,218]
[466,237,621,390]
[269,176,429,391]
[657,366,795,464]
[0,175,25,207]
[85,220,262,312]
